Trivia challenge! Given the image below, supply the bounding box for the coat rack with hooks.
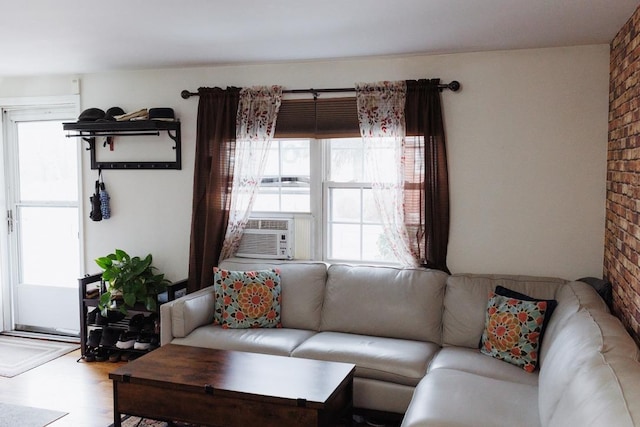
[63,120,181,170]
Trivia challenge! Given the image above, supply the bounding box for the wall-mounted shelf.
[63,120,181,170]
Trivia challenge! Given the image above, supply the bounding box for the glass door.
[3,107,81,336]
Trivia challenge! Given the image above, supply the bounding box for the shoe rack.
[78,273,187,361]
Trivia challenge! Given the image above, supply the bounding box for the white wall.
[0,44,610,281]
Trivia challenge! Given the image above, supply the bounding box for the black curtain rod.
[180,80,460,99]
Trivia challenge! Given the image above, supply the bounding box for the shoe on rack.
[96,312,109,326]
[86,329,102,348]
[108,351,122,363]
[84,348,96,362]
[140,313,158,334]
[115,331,138,349]
[133,333,158,351]
[128,314,145,333]
[87,307,99,324]
[99,328,120,347]
[97,310,126,325]
[95,348,110,362]
[85,287,100,299]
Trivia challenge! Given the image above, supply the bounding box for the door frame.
[0,95,82,334]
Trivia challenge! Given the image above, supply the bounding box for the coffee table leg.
[113,382,121,427]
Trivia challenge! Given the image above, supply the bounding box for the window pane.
[362,224,390,261]
[19,206,79,287]
[18,121,78,202]
[365,143,397,183]
[280,140,310,176]
[331,188,361,222]
[362,189,382,223]
[256,139,310,212]
[330,224,361,260]
[329,138,363,182]
[262,144,280,176]
[281,193,310,212]
[253,192,280,212]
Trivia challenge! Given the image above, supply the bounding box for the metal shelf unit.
[63,120,181,170]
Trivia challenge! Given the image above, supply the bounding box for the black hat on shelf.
[78,108,106,122]
[148,107,175,121]
[103,107,126,121]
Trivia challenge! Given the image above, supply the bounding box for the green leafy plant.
[96,249,170,316]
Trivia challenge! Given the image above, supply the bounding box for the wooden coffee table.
[109,344,355,427]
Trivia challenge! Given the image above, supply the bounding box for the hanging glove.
[89,180,102,222]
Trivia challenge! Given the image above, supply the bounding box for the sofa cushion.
[320,264,448,342]
[167,286,216,338]
[538,307,640,425]
[548,355,640,427]
[480,291,550,372]
[170,324,316,356]
[218,259,327,330]
[401,369,540,427]
[538,281,604,366]
[291,331,439,386]
[354,377,417,414]
[428,346,538,387]
[214,268,282,329]
[443,274,564,348]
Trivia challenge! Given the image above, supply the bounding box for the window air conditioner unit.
[236,218,294,260]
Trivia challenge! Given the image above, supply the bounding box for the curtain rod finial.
[448,81,460,92]
[181,90,193,99]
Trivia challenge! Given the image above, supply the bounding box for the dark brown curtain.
[405,79,450,273]
[187,87,240,293]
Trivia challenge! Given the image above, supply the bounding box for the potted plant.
[96,248,170,316]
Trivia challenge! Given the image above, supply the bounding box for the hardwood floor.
[0,349,122,427]
[0,346,403,427]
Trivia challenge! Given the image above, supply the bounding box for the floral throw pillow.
[480,291,549,372]
[494,286,557,349]
[212,267,227,325]
[212,268,282,329]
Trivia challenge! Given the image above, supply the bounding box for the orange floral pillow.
[480,291,549,372]
[216,268,282,329]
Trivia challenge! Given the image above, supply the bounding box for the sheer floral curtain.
[356,81,418,266]
[219,86,283,261]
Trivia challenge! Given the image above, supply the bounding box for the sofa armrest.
[160,285,216,346]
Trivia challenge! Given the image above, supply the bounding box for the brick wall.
[605,5,640,345]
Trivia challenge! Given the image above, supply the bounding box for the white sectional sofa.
[160,258,640,426]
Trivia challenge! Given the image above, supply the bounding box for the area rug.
[0,336,78,377]
[110,416,199,427]
[110,414,395,427]
[0,402,67,427]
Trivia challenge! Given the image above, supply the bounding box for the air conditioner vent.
[236,218,294,259]
[245,219,261,229]
[238,234,278,256]
[259,219,290,231]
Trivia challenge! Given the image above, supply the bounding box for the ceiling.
[1,0,638,77]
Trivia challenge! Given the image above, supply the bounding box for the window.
[325,138,396,263]
[247,96,405,264]
[253,139,310,213]
[251,137,398,264]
